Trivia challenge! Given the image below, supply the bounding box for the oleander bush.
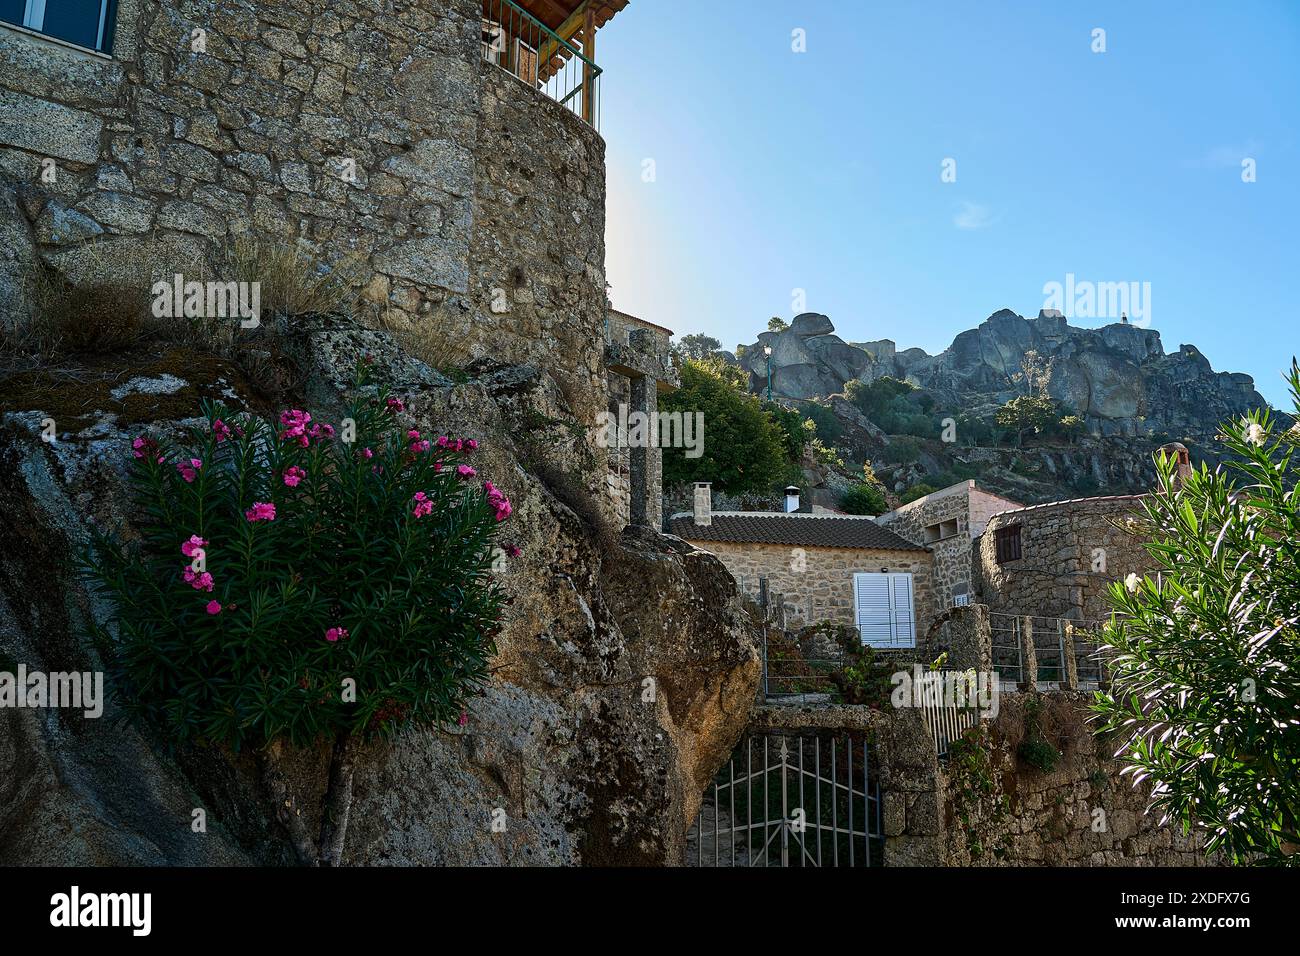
[1095,361,1300,866]
[83,362,515,864]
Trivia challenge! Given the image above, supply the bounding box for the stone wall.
[973,496,1156,621]
[0,0,608,423]
[685,539,936,636]
[941,693,1216,866]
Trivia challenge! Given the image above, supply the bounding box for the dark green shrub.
[840,481,887,515]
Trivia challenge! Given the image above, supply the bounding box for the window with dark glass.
[994,525,1022,564]
[1,0,117,54]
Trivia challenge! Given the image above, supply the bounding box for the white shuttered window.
[853,572,915,648]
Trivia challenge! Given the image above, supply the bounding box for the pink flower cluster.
[483,481,512,522]
[183,567,214,592]
[456,464,476,480]
[176,458,203,483]
[245,502,276,522]
[325,627,349,643]
[283,466,306,488]
[212,419,233,443]
[408,429,431,453]
[436,436,478,453]
[131,435,163,463]
[411,491,434,519]
[278,409,331,446]
[385,397,405,414]
[180,535,216,595]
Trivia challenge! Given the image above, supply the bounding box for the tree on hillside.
[767,317,787,332]
[840,462,888,515]
[995,394,1059,446]
[660,359,799,495]
[1020,348,1054,397]
[1095,362,1300,865]
[674,333,722,362]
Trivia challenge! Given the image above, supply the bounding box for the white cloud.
[954,201,995,230]
[1187,141,1261,169]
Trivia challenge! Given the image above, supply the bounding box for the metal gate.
[687,730,882,867]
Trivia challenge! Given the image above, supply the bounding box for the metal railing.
[989,613,1111,689]
[760,629,845,699]
[990,614,1025,685]
[481,0,602,129]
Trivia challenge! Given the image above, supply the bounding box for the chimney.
[693,482,712,526]
[784,485,800,513]
[1156,442,1192,489]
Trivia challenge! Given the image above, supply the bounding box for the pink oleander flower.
[206,600,222,615]
[465,439,478,452]
[325,626,349,643]
[483,480,512,522]
[131,435,164,463]
[457,464,477,480]
[278,409,313,446]
[458,711,468,727]
[385,397,405,414]
[212,419,233,442]
[310,422,335,440]
[411,438,431,453]
[361,447,374,459]
[433,461,443,473]
[245,501,276,522]
[176,457,203,483]
[181,535,207,558]
[411,491,433,519]
[505,543,522,558]
[183,568,214,592]
[436,436,450,449]
[283,466,306,488]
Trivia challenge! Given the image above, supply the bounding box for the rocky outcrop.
[740,310,1271,443]
[0,317,760,866]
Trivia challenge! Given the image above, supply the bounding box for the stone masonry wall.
[942,693,1216,866]
[0,0,607,424]
[973,496,1156,621]
[685,539,936,636]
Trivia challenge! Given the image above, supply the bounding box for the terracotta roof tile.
[668,513,927,552]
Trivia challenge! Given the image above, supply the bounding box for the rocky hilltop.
[741,309,1268,442]
[735,310,1277,505]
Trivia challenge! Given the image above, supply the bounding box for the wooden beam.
[537,0,590,66]
[581,1,595,123]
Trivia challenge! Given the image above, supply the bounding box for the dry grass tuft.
[376,308,473,379]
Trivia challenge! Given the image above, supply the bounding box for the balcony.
[480,0,628,130]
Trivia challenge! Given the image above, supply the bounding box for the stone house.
[0,0,627,421]
[875,479,1022,612]
[971,444,1188,622]
[669,483,936,648]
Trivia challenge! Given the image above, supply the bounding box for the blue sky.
[599,0,1299,406]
